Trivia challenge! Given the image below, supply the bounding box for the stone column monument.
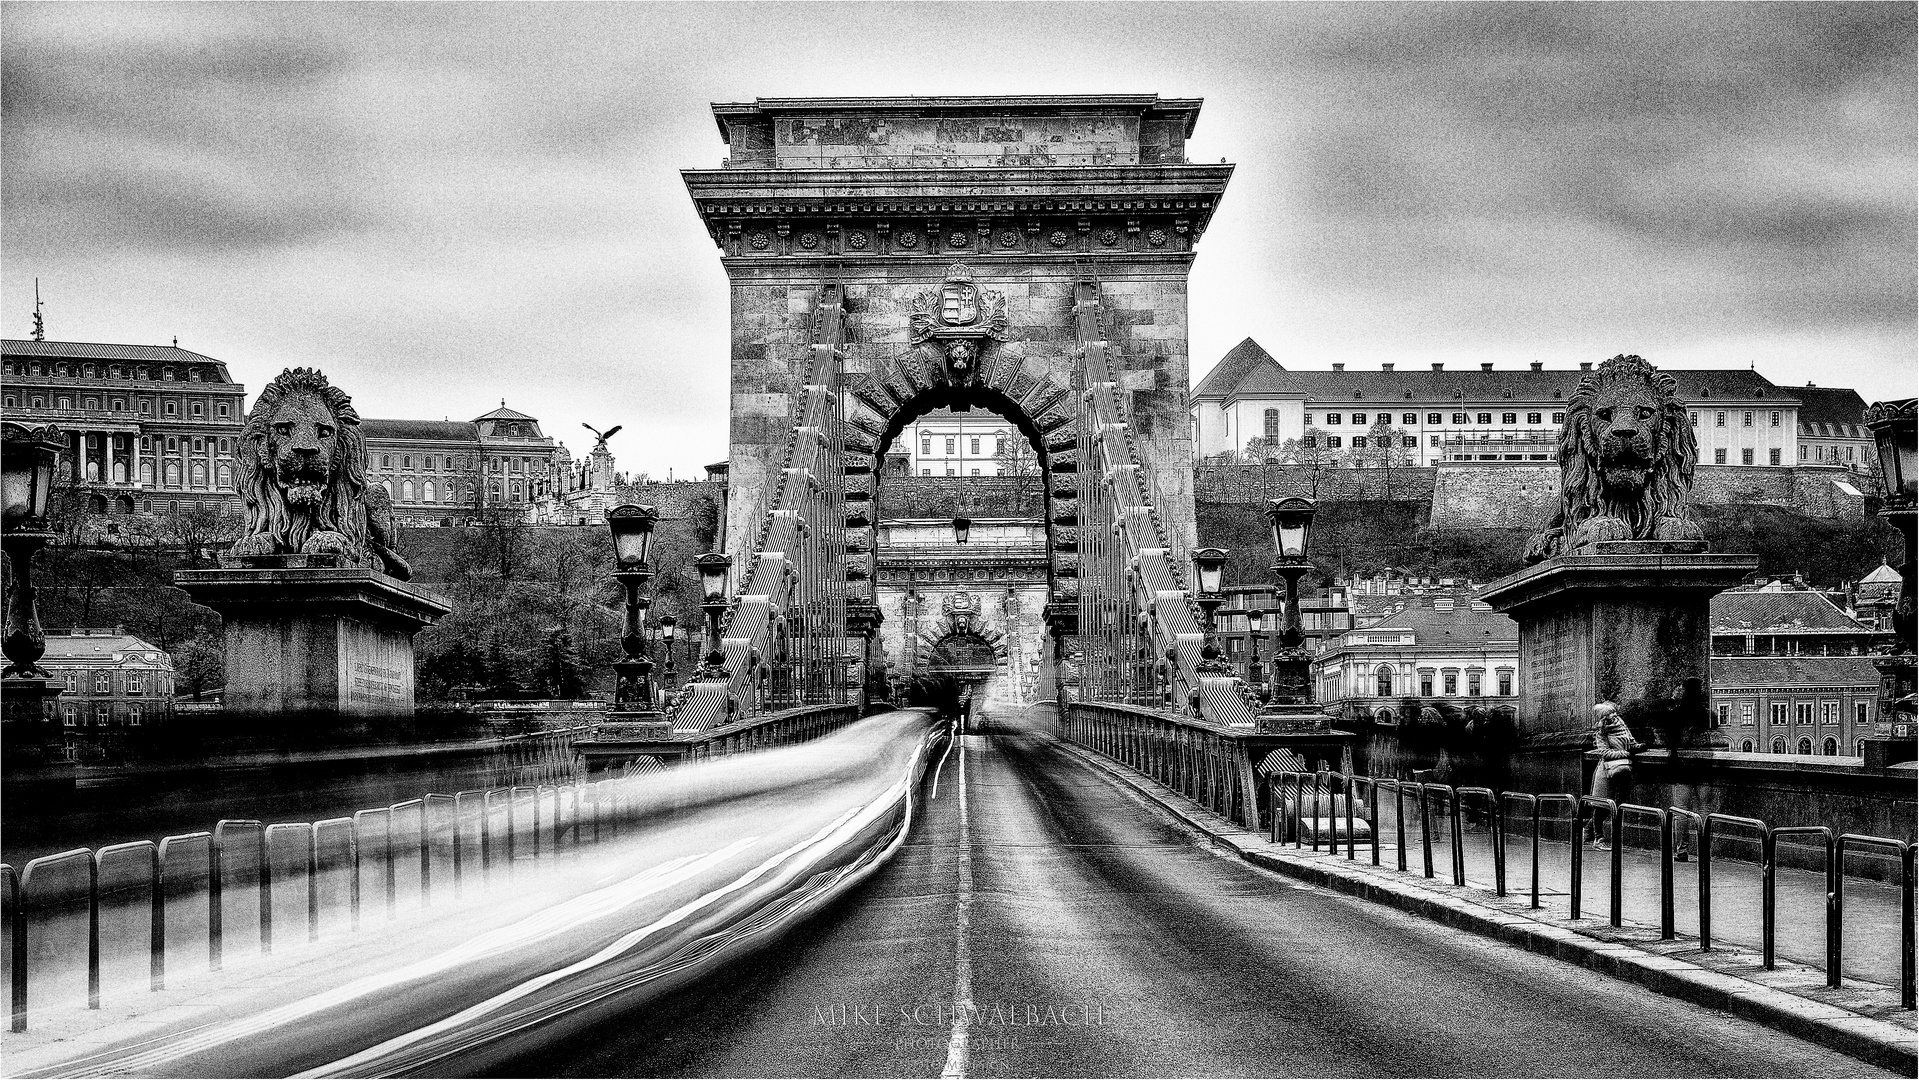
[175,369,450,720]
[1481,355,1757,791]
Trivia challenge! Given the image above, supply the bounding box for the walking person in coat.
[1586,701,1642,849]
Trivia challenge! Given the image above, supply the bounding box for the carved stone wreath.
[1147,229,1168,247]
[1048,230,1070,248]
[749,232,770,250]
[948,232,970,249]
[1098,229,1119,246]
[896,231,920,249]
[999,231,1020,248]
[846,231,869,249]
[798,232,820,249]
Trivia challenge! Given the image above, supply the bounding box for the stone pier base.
[1480,541,1758,792]
[175,559,451,719]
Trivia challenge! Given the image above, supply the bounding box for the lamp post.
[1190,547,1228,635]
[695,551,733,679]
[1865,398,1917,766]
[952,514,972,545]
[1245,607,1267,691]
[605,504,659,715]
[1266,496,1318,705]
[658,615,678,693]
[2,423,66,740]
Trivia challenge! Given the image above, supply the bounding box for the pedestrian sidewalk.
[1058,741,1918,1075]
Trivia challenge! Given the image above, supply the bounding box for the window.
[1464,670,1481,696]
[1797,737,1812,755]
[1740,703,1754,725]
[920,439,930,455]
[1770,411,1780,427]
[1452,412,1468,424]
[1796,702,1814,724]
[1264,409,1279,438]
[217,438,231,453]
[1374,666,1394,697]
[217,403,230,418]
[1351,436,1367,449]
[1845,446,1855,462]
[1552,412,1565,423]
[945,437,956,454]
[401,480,415,502]
[1351,413,1366,425]
[1325,413,1341,425]
[1822,737,1838,756]
[1326,436,1342,448]
[921,469,931,476]
[1715,411,1726,427]
[1855,702,1869,726]
[1429,435,1441,446]
[192,437,204,452]
[1771,737,1787,754]
[64,672,78,692]
[423,481,436,503]
[381,455,393,468]
[969,437,980,455]
[1301,436,1316,448]
[63,706,77,727]
[1740,740,1753,752]
[1800,445,1808,460]
[1402,413,1417,425]
[945,468,954,476]
[1768,702,1786,726]
[126,673,145,695]
[1714,449,1727,464]
[1741,448,1754,465]
[1443,671,1458,695]
[1402,436,1417,448]
[1496,670,1513,696]
[94,672,111,694]
[1717,704,1731,726]
[1741,411,1753,427]
[164,400,177,416]
[1769,448,1781,465]
[190,402,204,417]
[1476,412,1492,424]
[1501,412,1516,424]
[1822,701,1838,725]
[1427,413,1442,424]
[1419,672,1434,696]
[128,706,142,727]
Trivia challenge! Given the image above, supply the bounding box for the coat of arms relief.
[909,263,1009,385]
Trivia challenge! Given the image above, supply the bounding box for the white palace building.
[1191,339,1877,472]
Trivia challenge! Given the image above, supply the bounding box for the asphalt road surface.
[496,714,1891,1079]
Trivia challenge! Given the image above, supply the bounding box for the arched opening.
[1771,737,1786,754]
[1822,737,1838,756]
[861,378,1066,711]
[1739,739,1753,753]
[1796,737,1812,755]
[1374,665,1394,698]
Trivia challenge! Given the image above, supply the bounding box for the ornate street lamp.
[952,514,972,545]
[1190,547,1229,634]
[1865,399,1917,760]
[658,615,678,692]
[1266,497,1318,704]
[695,551,733,677]
[1244,607,1267,689]
[3,423,66,737]
[605,505,659,713]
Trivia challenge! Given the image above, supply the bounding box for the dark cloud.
[0,2,1910,474]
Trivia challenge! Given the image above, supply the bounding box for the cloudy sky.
[3,3,1912,476]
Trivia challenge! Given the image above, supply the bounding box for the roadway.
[498,711,1890,1079]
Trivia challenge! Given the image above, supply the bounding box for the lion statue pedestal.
[173,368,451,723]
[176,554,449,719]
[1481,355,1758,793]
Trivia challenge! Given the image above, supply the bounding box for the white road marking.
[941,731,975,1080]
[930,724,956,800]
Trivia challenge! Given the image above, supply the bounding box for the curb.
[1057,740,1918,1074]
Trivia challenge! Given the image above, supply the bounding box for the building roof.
[42,629,167,663]
[1792,385,1872,438]
[3,339,235,382]
[1710,586,1872,635]
[712,95,1205,138]
[1861,561,1903,585]
[474,403,537,422]
[361,418,480,442]
[1350,598,1517,647]
[1192,343,1795,406]
[1193,338,1281,399]
[1711,655,1882,689]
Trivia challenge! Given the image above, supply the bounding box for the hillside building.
[1190,339,1862,472]
[1708,580,1884,756]
[42,627,177,733]
[2,339,246,516]
[902,409,1025,477]
[362,403,561,523]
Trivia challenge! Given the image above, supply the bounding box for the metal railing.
[1254,771,1913,1009]
[1064,702,1253,825]
[0,709,855,1033]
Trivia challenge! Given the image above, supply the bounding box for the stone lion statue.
[228,368,410,579]
[1523,354,1705,563]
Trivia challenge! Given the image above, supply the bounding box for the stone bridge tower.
[684,95,1231,668]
